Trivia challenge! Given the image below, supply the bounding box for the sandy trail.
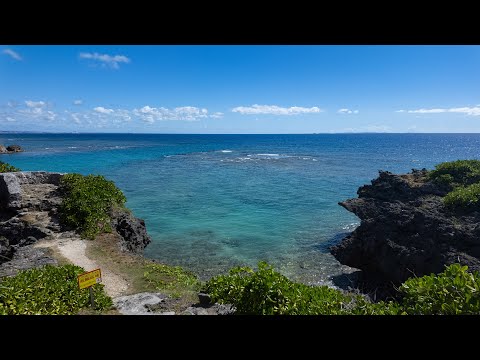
[35,236,128,298]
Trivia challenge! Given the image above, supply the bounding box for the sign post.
[77,268,102,309]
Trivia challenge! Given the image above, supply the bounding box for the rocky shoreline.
[331,168,480,298]
[5,167,479,312]
[0,171,232,315]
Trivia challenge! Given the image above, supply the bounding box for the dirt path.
[35,236,129,298]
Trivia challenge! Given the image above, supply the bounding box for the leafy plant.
[443,182,480,210]
[205,262,480,315]
[0,161,20,173]
[205,261,376,315]
[59,173,126,239]
[428,159,480,187]
[398,263,480,315]
[426,160,480,211]
[0,264,112,315]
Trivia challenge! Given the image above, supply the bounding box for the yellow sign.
[78,269,102,289]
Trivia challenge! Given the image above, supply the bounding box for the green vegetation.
[428,159,480,187]
[398,263,480,314]
[0,161,20,173]
[0,264,112,315]
[143,263,201,297]
[428,160,480,211]
[204,261,393,315]
[59,173,126,239]
[443,183,480,210]
[205,261,480,315]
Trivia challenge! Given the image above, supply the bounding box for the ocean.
[2,133,480,285]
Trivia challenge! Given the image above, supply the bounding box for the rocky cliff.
[331,169,480,295]
[0,171,151,277]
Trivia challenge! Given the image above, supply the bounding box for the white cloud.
[133,105,210,122]
[210,112,224,119]
[3,100,220,130]
[112,109,131,122]
[398,106,480,116]
[94,106,114,114]
[71,113,82,124]
[2,48,22,61]
[408,108,446,114]
[338,108,359,114]
[232,104,322,115]
[446,107,480,116]
[18,100,56,121]
[73,99,83,105]
[25,100,46,108]
[79,52,131,69]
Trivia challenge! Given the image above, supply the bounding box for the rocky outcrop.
[113,292,235,315]
[331,169,480,294]
[6,145,22,153]
[110,208,151,254]
[0,144,23,154]
[0,171,151,276]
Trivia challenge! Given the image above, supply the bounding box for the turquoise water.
[3,133,480,284]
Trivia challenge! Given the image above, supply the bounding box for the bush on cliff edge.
[428,159,480,211]
[59,173,126,239]
[428,159,480,187]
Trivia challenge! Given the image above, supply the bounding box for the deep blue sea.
[2,133,480,285]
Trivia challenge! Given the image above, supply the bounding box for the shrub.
[59,173,126,239]
[398,263,480,315]
[205,261,374,315]
[205,262,480,315]
[0,161,20,173]
[443,182,480,210]
[428,159,480,187]
[0,264,112,315]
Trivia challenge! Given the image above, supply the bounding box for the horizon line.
[1,131,480,135]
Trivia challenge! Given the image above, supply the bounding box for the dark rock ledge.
[330,169,480,297]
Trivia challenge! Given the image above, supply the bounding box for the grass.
[86,232,200,313]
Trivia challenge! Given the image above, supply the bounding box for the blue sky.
[1,45,480,133]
